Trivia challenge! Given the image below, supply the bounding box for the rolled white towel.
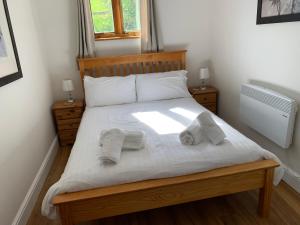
[100,130,146,151]
[197,112,226,145]
[99,128,125,165]
[179,120,204,145]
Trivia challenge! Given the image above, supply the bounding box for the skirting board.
[11,136,59,225]
[283,164,300,193]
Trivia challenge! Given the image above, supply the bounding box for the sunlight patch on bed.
[170,107,198,120]
[133,111,185,135]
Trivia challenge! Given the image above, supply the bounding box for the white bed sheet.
[42,97,284,219]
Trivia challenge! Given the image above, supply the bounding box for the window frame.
[92,0,141,41]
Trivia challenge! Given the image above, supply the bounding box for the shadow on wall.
[209,63,240,126]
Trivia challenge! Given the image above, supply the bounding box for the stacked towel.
[179,111,226,146]
[123,130,146,150]
[197,112,226,145]
[179,120,204,145]
[99,129,145,164]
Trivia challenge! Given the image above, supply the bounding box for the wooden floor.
[27,147,300,225]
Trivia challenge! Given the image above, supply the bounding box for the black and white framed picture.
[0,0,22,87]
[257,0,300,24]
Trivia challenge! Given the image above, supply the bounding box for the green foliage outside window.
[90,0,140,34]
[90,0,114,33]
[121,0,140,32]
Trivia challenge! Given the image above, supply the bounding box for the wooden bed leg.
[258,168,274,217]
[59,204,74,225]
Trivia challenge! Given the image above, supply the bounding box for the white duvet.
[42,98,284,219]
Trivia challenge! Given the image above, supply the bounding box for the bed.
[44,51,282,225]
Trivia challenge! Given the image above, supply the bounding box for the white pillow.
[136,70,192,102]
[84,75,136,107]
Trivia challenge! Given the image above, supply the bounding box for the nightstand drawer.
[202,103,217,114]
[54,108,83,120]
[194,94,216,104]
[57,118,81,131]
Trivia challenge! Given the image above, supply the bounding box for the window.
[90,0,141,41]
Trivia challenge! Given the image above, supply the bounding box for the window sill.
[95,33,141,41]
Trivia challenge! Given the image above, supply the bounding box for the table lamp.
[62,79,74,103]
[199,68,210,90]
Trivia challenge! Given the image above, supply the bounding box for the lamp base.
[66,91,74,103]
[200,78,208,91]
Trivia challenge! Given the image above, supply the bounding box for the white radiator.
[240,84,298,149]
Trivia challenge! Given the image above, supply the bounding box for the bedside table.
[52,100,84,147]
[189,86,218,114]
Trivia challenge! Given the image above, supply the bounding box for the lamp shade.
[199,68,210,80]
[62,79,74,92]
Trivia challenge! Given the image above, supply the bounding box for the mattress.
[42,97,284,219]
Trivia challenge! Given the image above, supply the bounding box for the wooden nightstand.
[52,100,84,147]
[189,86,218,114]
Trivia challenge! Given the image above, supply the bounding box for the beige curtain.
[140,0,163,53]
[78,0,96,58]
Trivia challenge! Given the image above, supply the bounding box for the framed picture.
[257,0,300,24]
[0,0,22,87]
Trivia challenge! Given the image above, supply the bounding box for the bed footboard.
[53,160,278,225]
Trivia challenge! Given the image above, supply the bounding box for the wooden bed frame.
[53,51,279,225]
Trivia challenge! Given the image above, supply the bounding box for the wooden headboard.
[78,50,187,85]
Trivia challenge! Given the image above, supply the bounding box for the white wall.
[211,0,300,174]
[33,0,213,100]
[0,0,56,224]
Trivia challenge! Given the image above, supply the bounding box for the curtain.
[140,0,163,53]
[77,0,96,58]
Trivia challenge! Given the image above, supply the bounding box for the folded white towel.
[123,130,146,150]
[197,112,226,145]
[99,129,125,165]
[179,120,204,145]
[100,130,146,151]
